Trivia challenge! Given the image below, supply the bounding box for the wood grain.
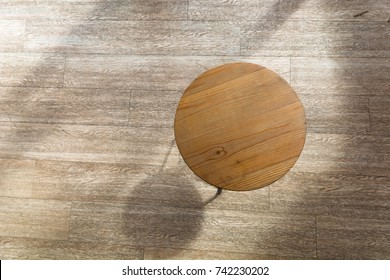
[175,62,305,191]
[33,161,160,202]
[0,159,35,198]
[33,159,270,212]
[295,133,390,176]
[291,57,390,96]
[189,0,390,21]
[0,2,95,20]
[0,53,65,87]
[270,171,390,220]
[0,197,71,240]
[0,0,188,20]
[0,87,130,125]
[130,90,181,128]
[0,20,25,52]
[370,96,390,136]
[189,0,303,21]
[64,55,290,90]
[0,123,172,164]
[144,247,289,260]
[69,201,316,258]
[241,20,389,57]
[301,93,369,134]
[88,0,188,21]
[0,236,143,260]
[25,20,240,55]
[317,216,390,259]
[291,0,390,21]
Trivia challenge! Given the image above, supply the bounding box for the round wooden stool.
[174,62,306,192]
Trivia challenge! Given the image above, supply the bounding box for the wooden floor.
[0,0,389,260]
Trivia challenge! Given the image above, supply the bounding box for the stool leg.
[216,187,222,196]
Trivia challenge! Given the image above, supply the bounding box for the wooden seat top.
[174,62,306,191]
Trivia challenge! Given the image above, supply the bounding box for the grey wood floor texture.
[0,0,389,260]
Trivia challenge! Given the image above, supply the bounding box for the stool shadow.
[121,168,204,256]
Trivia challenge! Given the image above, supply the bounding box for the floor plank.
[130,90,180,128]
[0,20,25,52]
[317,216,390,259]
[189,0,389,21]
[270,171,390,220]
[290,0,390,22]
[69,201,316,259]
[33,160,160,202]
[25,20,240,55]
[64,55,290,91]
[0,87,130,125]
[0,159,35,198]
[370,96,390,136]
[301,93,369,134]
[33,159,270,212]
[0,0,188,21]
[189,0,305,21]
[0,2,95,20]
[0,123,172,164]
[0,53,65,88]
[0,236,143,260]
[241,20,389,57]
[144,247,286,260]
[291,57,390,96]
[88,0,188,21]
[0,197,71,240]
[295,133,390,176]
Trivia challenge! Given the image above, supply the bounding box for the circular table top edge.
[174,62,306,191]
